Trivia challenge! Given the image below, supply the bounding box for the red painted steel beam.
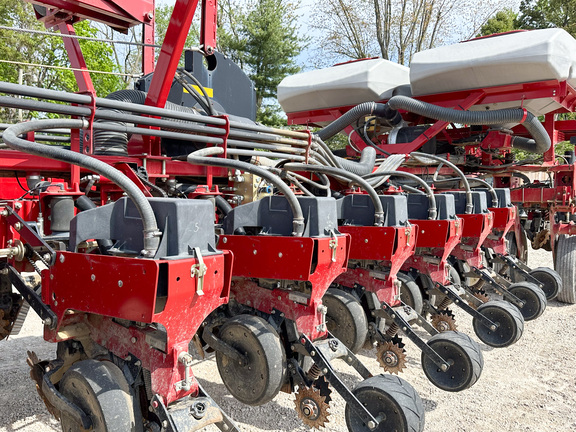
[145,0,200,109]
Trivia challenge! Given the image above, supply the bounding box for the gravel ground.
[1,247,575,432]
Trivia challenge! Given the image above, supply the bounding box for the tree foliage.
[517,0,576,36]
[478,9,518,36]
[311,0,518,66]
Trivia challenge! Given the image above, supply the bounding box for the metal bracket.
[41,360,93,430]
[3,264,57,329]
[495,253,543,288]
[191,247,208,296]
[329,231,338,262]
[174,352,194,392]
[299,334,380,429]
[470,266,525,308]
[151,383,239,432]
[2,206,56,265]
[435,283,498,331]
[380,302,450,371]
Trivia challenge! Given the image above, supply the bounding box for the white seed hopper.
[410,28,576,116]
[277,58,410,114]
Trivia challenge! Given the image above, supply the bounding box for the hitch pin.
[191,247,208,296]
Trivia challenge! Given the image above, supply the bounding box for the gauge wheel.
[324,288,368,354]
[473,300,524,348]
[345,374,425,432]
[421,331,483,392]
[216,314,286,406]
[398,273,423,315]
[59,359,142,432]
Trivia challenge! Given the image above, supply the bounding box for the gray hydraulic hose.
[2,119,161,257]
[387,95,551,153]
[363,171,437,220]
[187,148,305,236]
[411,152,474,214]
[283,163,385,226]
[335,146,377,176]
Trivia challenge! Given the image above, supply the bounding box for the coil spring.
[386,322,399,338]
[307,364,322,381]
[437,297,452,310]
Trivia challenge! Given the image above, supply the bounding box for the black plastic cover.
[336,194,408,227]
[223,196,339,237]
[69,198,217,258]
[407,193,456,220]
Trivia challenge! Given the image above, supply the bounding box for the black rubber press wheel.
[398,273,423,315]
[324,288,368,354]
[507,282,546,321]
[216,314,286,406]
[473,300,524,348]
[60,359,142,432]
[421,331,483,392]
[345,374,425,432]
[528,267,562,301]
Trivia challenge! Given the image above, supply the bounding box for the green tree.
[517,0,576,36]
[240,0,305,122]
[478,9,518,36]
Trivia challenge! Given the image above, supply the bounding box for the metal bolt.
[253,249,257,255]
[43,253,50,261]
[147,11,154,20]
[322,368,328,374]
[290,345,295,351]
[222,237,227,243]
[162,420,168,428]
[152,401,159,409]
[365,239,368,243]
[50,274,54,280]
[246,300,251,306]
[59,254,65,263]
[14,222,22,231]
[367,420,377,429]
[14,202,22,210]
[131,337,137,344]
[278,252,283,258]
[53,301,58,306]
[118,280,123,287]
[42,317,52,326]
[125,356,132,362]
[91,274,96,281]
[0,210,7,217]
[278,296,282,300]
[310,351,316,356]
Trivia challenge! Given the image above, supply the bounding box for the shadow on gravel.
[197,377,305,431]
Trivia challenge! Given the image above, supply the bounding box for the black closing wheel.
[555,234,576,304]
[528,267,562,301]
[345,374,425,432]
[398,273,423,315]
[216,314,286,406]
[507,282,546,321]
[324,288,368,354]
[59,359,141,432]
[473,300,524,348]
[420,331,483,392]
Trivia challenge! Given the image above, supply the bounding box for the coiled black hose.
[388,95,551,153]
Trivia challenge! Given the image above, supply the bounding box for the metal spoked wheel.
[527,267,563,301]
[398,273,423,315]
[345,374,425,432]
[420,331,483,392]
[324,288,368,354]
[59,359,142,432]
[507,282,546,321]
[473,300,524,348]
[216,314,286,406]
[555,234,576,304]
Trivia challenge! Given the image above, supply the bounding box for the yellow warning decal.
[183,85,214,98]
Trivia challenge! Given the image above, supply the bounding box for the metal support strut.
[436,283,499,331]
